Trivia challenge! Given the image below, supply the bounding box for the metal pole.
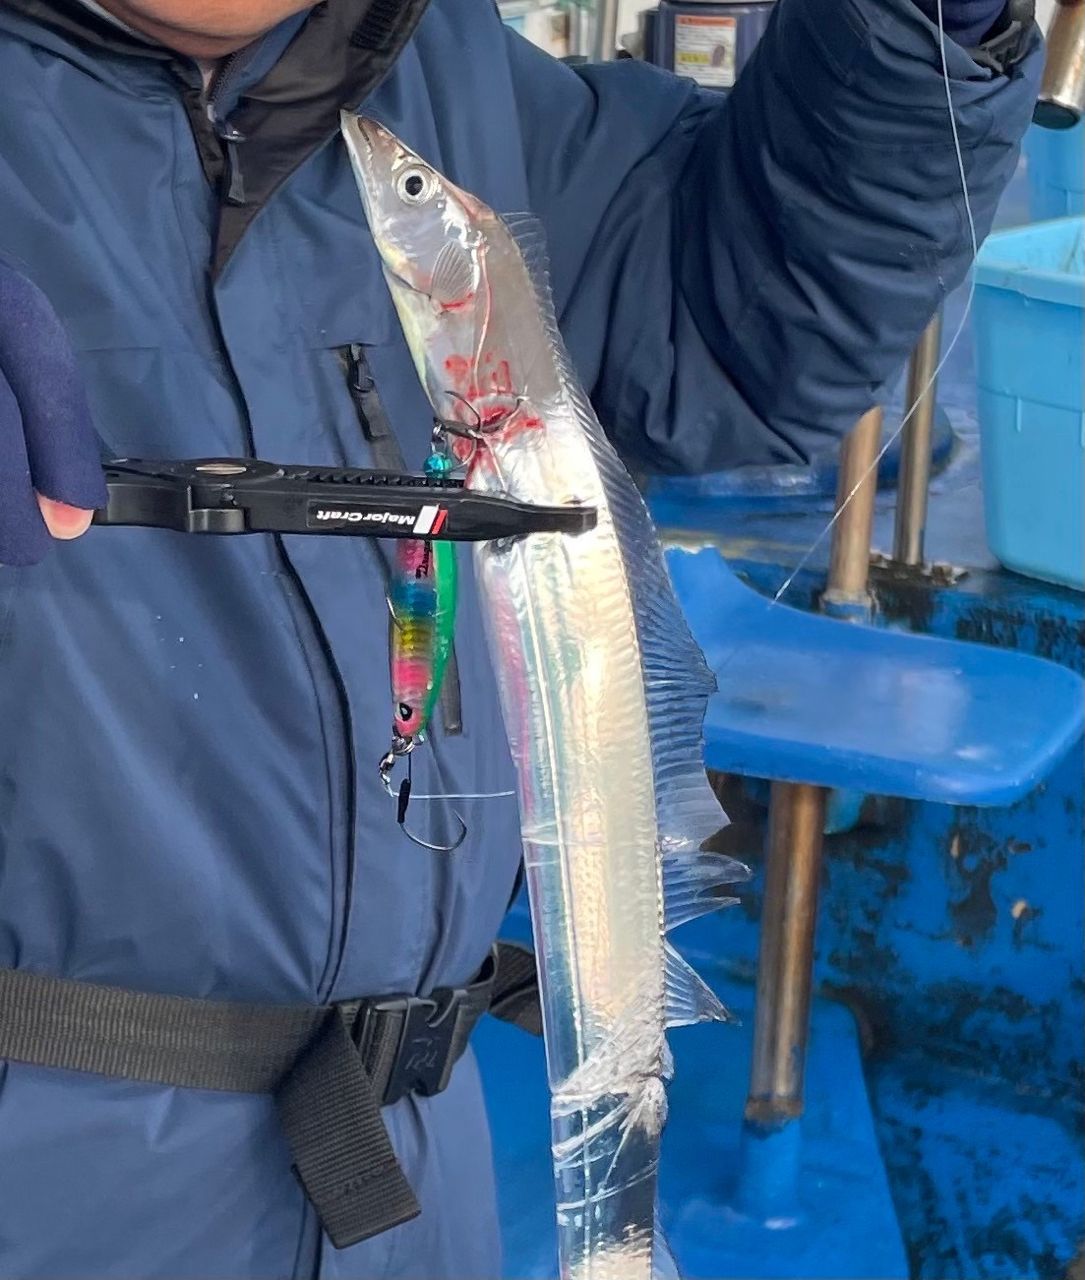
[743,411,881,1135]
[745,782,829,1124]
[568,3,593,58]
[591,0,621,61]
[892,311,943,566]
[739,410,883,1215]
[1035,0,1085,131]
[822,406,883,611]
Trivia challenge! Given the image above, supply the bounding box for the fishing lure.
[389,542,456,744]
[380,441,463,849]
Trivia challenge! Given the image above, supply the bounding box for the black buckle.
[350,988,466,1107]
[970,1,1034,75]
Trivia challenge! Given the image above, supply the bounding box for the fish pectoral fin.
[663,848,749,932]
[664,940,735,1029]
[430,239,476,308]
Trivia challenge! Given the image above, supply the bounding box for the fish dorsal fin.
[664,940,734,1028]
[499,211,745,892]
[663,849,747,931]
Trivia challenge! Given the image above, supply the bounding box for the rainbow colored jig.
[388,533,457,749]
[379,443,461,849]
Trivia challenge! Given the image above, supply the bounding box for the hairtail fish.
[342,114,748,1280]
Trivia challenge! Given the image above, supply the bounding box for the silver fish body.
[342,114,746,1280]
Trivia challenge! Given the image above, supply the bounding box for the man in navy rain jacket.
[0,0,1040,1275]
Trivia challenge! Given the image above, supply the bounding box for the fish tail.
[653,1215,680,1280]
[552,1083,665,1280]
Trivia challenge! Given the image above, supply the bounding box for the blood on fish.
[444,354,472,388]
[444,353,515,401]
[480,355,513,396]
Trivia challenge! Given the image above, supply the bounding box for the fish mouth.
[354,118,376,157]
[340,112,386,215]
[340,111,375,160]
[351,115,399,161]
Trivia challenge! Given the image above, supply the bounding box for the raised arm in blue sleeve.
[507,0,1041,473]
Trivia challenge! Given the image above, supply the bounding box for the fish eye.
[396,166,437,206]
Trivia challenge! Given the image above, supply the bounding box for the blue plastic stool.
[667,546,1084,805]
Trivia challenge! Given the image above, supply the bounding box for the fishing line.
[407,788,517,801]
[771,0,979,605]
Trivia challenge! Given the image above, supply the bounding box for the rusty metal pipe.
[823,407,883,611]
[745,782,829,1124]
[742,406,885,1188]
[1035,0,1085,130]
[893,312,944,566]
[744,408,882,1133]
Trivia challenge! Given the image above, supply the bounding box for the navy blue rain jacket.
[0,0,1039,1275]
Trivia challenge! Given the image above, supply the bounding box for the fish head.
[340,114,484,315]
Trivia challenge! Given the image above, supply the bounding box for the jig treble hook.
[432,396,484,471]
[437,389,483,432]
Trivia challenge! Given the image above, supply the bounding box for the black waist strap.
[0,941,540,1250]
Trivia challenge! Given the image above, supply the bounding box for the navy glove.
[0,258,107,567]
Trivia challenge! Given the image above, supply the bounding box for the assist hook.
[379,740,468,855]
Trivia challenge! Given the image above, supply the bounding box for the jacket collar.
[0,0,432,272]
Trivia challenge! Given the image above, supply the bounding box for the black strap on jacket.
[968,0,1036,74]
[0,941,540,1250]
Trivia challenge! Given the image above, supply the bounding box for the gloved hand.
[0,258,107,567]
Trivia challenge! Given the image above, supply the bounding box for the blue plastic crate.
[1025,122,1085,222]
[973,217,1084,590]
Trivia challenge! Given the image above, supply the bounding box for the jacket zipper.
[196,47,349,997]
[273,545,359,1002]
[166,44,351,1005]
[206,52,248,205]
[338,345,464,736]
